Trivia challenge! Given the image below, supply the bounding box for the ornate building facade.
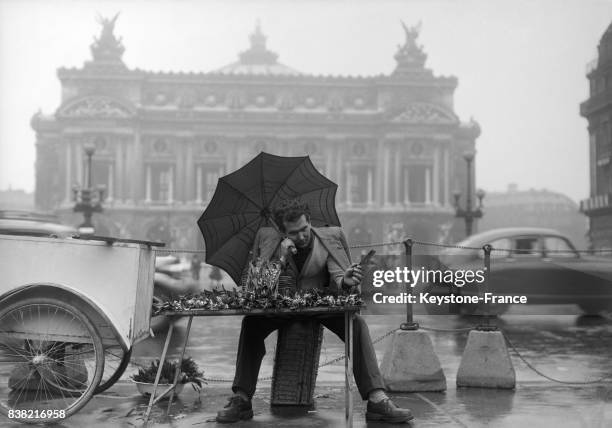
[580,21,612,251]
[32,18,480,250]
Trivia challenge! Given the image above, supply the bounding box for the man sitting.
[216,199,414,424]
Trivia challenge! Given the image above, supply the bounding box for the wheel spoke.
[0,299,104,422]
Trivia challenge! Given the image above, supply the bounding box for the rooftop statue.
[90,12,125,63]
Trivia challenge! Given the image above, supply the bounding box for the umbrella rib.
[207,216,263,276]
[219,177,264,210]
[272,182,337,205]
[267,156,311,205]
[201,210,260,222]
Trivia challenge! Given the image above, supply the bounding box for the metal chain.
[201,326,612,385]
[502,330,612,385]
[154,248,206,255]
[153,240,612,255]
[349,241,404,249]
[421,326,475,333]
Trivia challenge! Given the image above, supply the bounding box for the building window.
[347,165,374,205]
[402,164,429,203]
[146,164,174,203]
[196,163,225,202]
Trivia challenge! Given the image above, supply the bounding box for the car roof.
[0,218,78,237]
[456,227,568,247]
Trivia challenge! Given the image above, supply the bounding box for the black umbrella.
[197,152,340,285]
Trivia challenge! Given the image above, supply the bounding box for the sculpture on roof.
[90,12,125,63]
[400,20,422,50]
[393,20,427,74]
[97,13,120,39]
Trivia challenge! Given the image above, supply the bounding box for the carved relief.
[353,97,366,109]
[305,96,317,109]
[391,103,457,123]
[205,141,218,154]
[226,91,245,109]
[153,138,169,153]
[410,142,424,156]
[254,94,268,107]
[276,92,295,111]
[178,90,196,109]
[352,142,366,157]
[203,94,218,107]
[327,92,344,112]
[58,96,134,118]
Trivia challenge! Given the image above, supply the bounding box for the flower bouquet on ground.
[131,357,205,398]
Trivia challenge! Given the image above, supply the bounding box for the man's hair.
[273,198,310,231]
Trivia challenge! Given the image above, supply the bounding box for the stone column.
[383,145,390,206]
[115,139,124,202]
[394,145,401,205]
[185,141,194,203]
[65,141,72,203]
[132,131,144,203]
[444,146,450,207]
[425,167,432,204]
[176,139,185,203]
[168,165,174,203]
[196,165,203,204]
[367,167,373,205]
[346,164,352,205]
[336,144,343,202]
[76,143,83,188]
[433,146,440,206]
[108,163,114,201]
[145,164,151,203]
[404,165,410,204]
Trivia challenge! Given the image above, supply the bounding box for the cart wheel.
[94,346,132,394]
[0,297,104,424]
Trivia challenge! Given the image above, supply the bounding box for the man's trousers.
[231,314,386,400]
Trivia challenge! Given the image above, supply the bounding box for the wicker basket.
[271,320,324,407]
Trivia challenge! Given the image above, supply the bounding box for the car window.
[488,238,512,259]
[512,237,541,257]
[543,236,577,258]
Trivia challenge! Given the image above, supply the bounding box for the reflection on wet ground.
[19,307,612,427]
[132,309,612,386]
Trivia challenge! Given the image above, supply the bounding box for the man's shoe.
[216,395,254,423]
[366,398,414,423]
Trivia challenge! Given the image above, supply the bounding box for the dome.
[598,21,612,66]
[211,22,303,77]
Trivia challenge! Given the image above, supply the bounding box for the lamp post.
[453,151,485,237]
[73,143,105,235]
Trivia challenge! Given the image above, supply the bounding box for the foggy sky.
[1,0,611,203]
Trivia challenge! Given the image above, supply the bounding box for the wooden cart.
[0,234,158,424]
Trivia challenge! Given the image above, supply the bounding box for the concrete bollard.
[380,329,447,392]
[456,330,515,389]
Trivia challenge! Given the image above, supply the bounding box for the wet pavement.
[4,307,612,427]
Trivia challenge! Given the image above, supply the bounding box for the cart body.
[0,234,155,349]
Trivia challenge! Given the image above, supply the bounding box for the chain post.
[400,238,419,330]
[477,244,497,331]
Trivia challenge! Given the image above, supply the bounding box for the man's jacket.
[251,226,352,291]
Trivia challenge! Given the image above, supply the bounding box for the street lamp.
[73,142,105,235]
[453,150,485,237]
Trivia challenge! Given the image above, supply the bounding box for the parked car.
[0,210,78,238]
[428,227,612,315]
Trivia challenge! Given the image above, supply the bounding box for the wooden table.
[143,306,362,427]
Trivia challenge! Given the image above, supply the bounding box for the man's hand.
[279,238,297,263]
[342,263,363,288]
